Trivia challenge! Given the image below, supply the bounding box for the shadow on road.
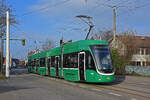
[10,68,28,75]
[109,75,126,85]
[2,67,28,75]
[0,85,34,94]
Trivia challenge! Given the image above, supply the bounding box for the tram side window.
[37,59,39,66]
[63,53,78,68]
[28,60,32,66]
[40,58,45,67]
[51,56,55,67]
[47,58,51,67]
[70,53,78,68]
[86,52,96,70]
[30,60,33,66]
[36,59,39,66]
[32,60,35,66]
[63,54,69,68]
[55,57,59,68]
[34,60,36,66]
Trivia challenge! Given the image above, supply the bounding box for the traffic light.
[60,39,63,45]
[22,39,25,46]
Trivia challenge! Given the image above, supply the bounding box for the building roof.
[134,36,150,48]
[117,35,150,48]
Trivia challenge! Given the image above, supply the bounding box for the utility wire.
[115,0,134,7]
[118,2,150,17]
[94,0,112,9]
[20,0,70,17]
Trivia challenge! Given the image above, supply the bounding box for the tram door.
[33,60,35,72]
[55,56,60,77]
[36,59,38,72]
[78,52,85,81]
[47,57,51,76]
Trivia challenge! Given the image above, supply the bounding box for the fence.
[125,66,150,76]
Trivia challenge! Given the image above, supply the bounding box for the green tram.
[28,40,115,83]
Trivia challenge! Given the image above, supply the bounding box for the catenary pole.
[113,7,116,47]
[0,39,4,74]
[6,10,10,78]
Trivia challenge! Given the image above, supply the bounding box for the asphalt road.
[0,68,149,100]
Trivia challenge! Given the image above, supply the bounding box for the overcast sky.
[5,0,150,59]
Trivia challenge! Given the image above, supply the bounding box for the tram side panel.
[63,52,80,82]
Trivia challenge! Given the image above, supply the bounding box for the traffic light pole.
[0,38,25,76]
[0,38,4,74]
[6,10,10,78]
[0,10,25,77]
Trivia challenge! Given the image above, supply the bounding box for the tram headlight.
[90,73,94,75]
[98,78,101,80]
[106,77,110,80]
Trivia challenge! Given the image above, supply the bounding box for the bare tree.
[117,30,136,61]
[94,28,136,64]
[93,29,113,42]
[0,0,18,74]
[41,39,55,50]
[0,0,18,36]
[111,29,137,74]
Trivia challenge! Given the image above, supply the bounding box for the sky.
[3,0,150,59]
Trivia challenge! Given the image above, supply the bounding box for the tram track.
[61,79,150,100]
[94,84,150,99]
[31,74,150,99]
[119,83,150,91]
[119,82,150,89]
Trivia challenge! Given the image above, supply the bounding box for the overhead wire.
[11,0,150,39]
[9,0,72,44]
[20,0,71,17]
[118,1,150,17]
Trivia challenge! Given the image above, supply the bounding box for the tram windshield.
[90,45,113,73]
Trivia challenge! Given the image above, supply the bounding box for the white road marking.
[131,98,137,100]
[109,92,121,97]
[79,85,87,88]
[91,88,102,92]
[140,83,148,85]
[63,81,71,84]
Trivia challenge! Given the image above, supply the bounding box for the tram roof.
[64,40,108,47]
[63,40,108,54]
[28,40,108,59]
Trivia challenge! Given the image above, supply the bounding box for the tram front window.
[91,45,113,73]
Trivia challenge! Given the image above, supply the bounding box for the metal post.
[113,8,116,47]
[0,39,4,74]
[61,45,63,78]
[6,10,10,78]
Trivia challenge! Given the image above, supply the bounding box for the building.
[112,35,150,66]
[131,36,150,66]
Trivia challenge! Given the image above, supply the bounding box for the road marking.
[79,85,87,88]
[140,83,148,85]
[63,81,70,84]
[131,98,137,100]
[65,81,76,86]
[91,88,102,92]
[109,92,121,97]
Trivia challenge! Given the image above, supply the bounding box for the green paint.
[63,68,79,81]
[50,67,56,77]
[86,70,114,83]
[28,40,114,83]
[28,66,32,72]
[37,67,47,76]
